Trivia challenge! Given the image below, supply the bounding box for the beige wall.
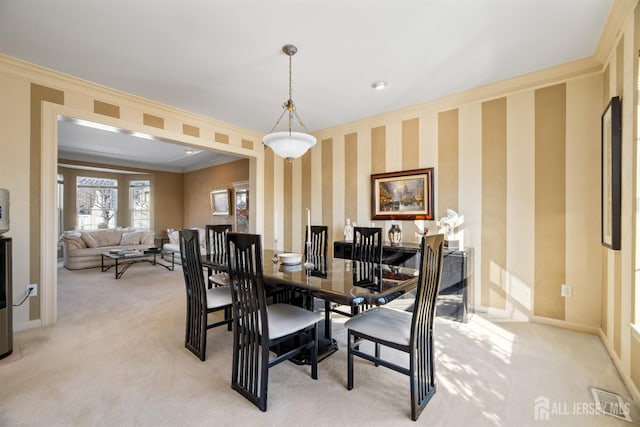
[152,171,184,235]
[0,70,31,329]
[58,158,249,236]
[182,159,249,228]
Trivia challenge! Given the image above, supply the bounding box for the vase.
[388,224,402,246]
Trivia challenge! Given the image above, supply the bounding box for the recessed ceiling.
[0,0,612,134]
[57,118,243,173]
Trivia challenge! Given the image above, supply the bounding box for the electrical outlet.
[561,284,572,298]
[26,283,37,297]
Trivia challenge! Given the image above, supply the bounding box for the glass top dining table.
[202,249,419,362]
[202,249,419,307]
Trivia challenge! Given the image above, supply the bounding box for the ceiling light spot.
[371,80,387,90]
[129,131,155,141]
[71,118,122,133]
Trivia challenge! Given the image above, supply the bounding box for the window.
[130,179,151,230]
[57,173,64,237]
[76,176,118,229]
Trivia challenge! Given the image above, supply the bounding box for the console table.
[333,240,473,322]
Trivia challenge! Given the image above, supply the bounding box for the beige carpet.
[0,263,637,426]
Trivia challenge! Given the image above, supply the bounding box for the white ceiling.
[0,0,613,170]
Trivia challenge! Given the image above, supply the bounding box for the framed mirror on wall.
[210,189,231,216]
[233,180,249,232]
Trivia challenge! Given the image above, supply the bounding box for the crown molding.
[312,57,601,139]
[593,0,638,64]
[0,53,264,141]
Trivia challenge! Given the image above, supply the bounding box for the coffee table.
[101,249,175,279]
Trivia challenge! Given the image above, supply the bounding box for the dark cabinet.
[438,249,473,323]
[334,240,422,268]
[0,237,12,359]
[333,240,473,322]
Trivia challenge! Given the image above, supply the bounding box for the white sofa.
[62,229,155,270]
[162,228,207,264]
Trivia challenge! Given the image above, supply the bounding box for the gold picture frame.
[210,189,232,216]
[371,168,434,220]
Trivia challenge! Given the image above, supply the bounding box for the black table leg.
[281,297,338,365]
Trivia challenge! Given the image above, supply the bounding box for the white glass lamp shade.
[263,131,317,161]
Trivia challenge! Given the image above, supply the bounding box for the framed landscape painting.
[371,168,434,220]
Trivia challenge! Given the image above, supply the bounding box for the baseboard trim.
[598,328,640,408]
[13,319,43,332]
[530,315,600,335]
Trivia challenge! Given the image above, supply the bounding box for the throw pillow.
[81,232,98,248]
[120,231,141,246]
[139,231,155,245]
[101,229,123,246]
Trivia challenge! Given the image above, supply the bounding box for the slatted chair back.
[303,225,328,258]
[205,224,232,264]
[204,224,233,287]
[225,232,270,409]
[179,229,209,360]
[352,226,382,263]
[352,260,382,290]
[409,233,445,420]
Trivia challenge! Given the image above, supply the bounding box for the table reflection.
[262,249,417,306]
[201,249,418,306]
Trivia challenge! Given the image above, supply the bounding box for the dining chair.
[300,225,329,308]
[179,229,233,361]
[226,232,322,412]
[336,226,383,316]
[351,226,383,264]
[303,225,328,259]
[344,233,445,421]
[351,260,383,290]
[205,224,233,288]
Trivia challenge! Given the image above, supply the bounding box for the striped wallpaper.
[264,76,602,323]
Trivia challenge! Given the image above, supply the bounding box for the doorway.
[39,104,263,325]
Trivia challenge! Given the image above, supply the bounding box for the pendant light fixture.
[262,44,317,161]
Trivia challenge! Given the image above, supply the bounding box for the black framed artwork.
[601,96,621,250]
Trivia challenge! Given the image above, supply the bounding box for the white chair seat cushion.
[209,272,230,286]
[267,303,322,340]
[345,307,411,346]
[206,286,232,309]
